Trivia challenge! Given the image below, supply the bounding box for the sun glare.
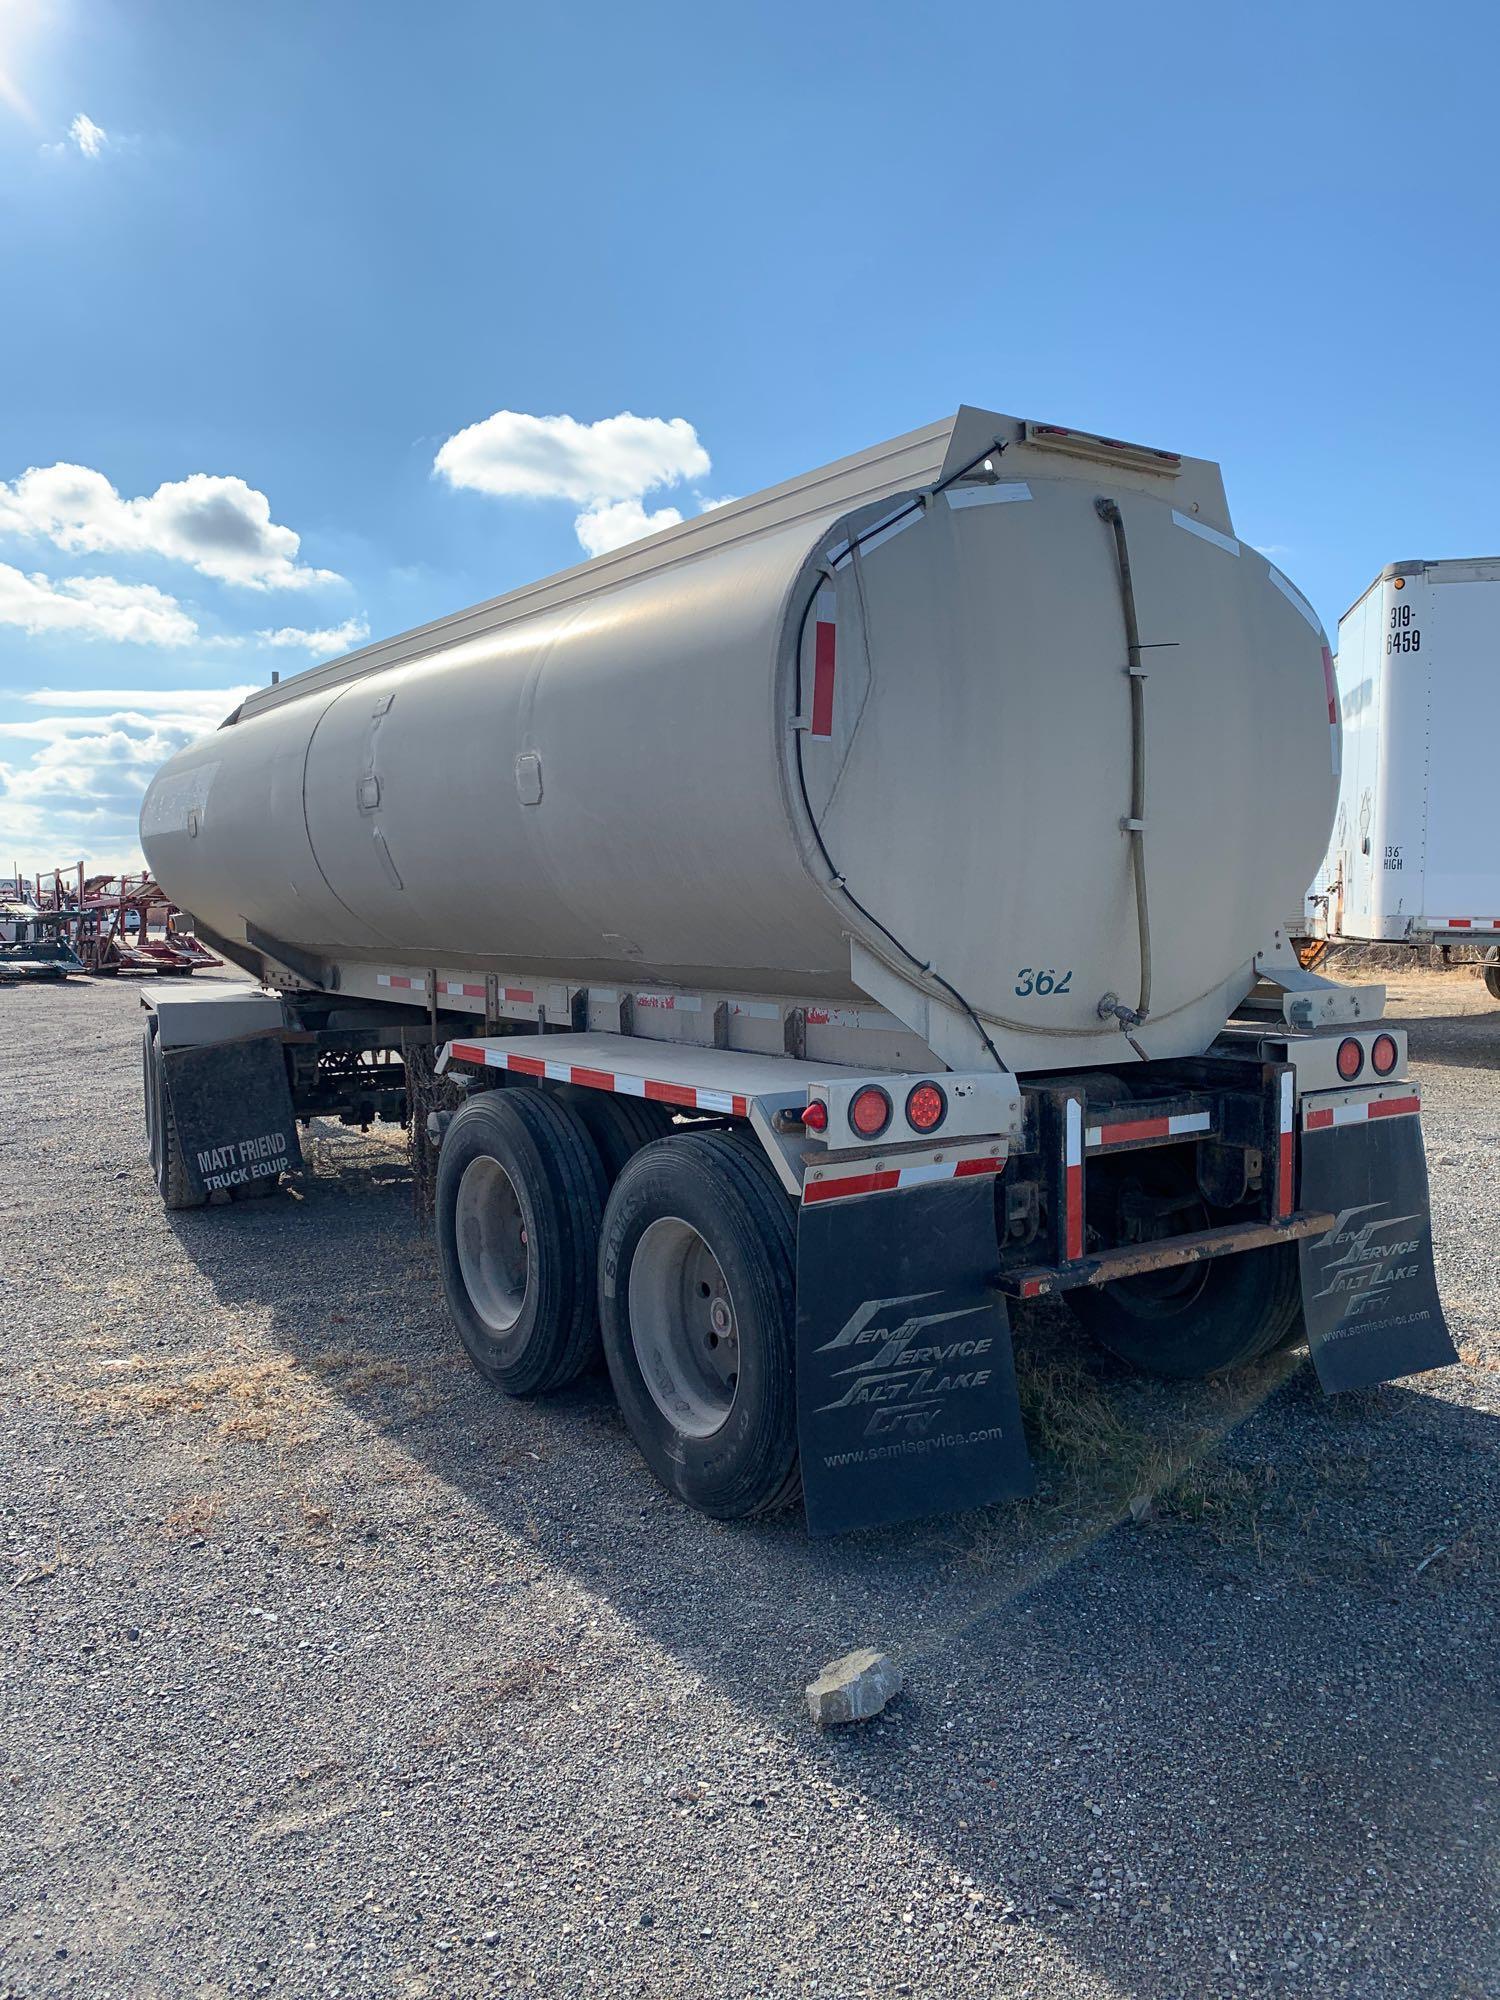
[0,0,50,127]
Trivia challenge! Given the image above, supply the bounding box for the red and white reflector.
[1303,1091,1420,1132]
[802,1154,1005,1206]
[1064,1098,1084,1260]
[1275,1070,1295,1218]
[809,586,837,739]
[446,1042,749,1118]
[1321,644,1341,778]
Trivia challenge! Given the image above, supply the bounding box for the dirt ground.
[1,963,1495,1999]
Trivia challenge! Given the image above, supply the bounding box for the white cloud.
[433,407,725,557]
[0,685,256,874]
[573,499,685,558]
[0,563,197,645]
[0,463,342,590]
[13,686,255,726]
[695,493,738,513]
[41,113,110,160]
[435,410,709,505]
[69,112,107,158]
[255,615,370,655]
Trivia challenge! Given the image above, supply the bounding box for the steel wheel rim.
[455,1155,530,1334]
[629,1215,739,1438]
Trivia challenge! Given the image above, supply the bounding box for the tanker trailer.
[138,406,1455,1533]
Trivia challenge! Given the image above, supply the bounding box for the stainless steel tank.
[141,407,1338,1071]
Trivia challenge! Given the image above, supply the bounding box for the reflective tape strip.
[1267,564,1321,633]
[1172,510,1239,557]
[446,1042,749,1118]
[1303,1092,1421,1132]
[801,1154,1005,1207]
[1432,918,1499,931]
[1084,1109,1211,1149]
[947,482,1033,510]
[1276,1071,1295,1217]
[376,972,426,992]
[435,979,533,1004]
[1064,1100,1084,1260]
[856,505,924,555]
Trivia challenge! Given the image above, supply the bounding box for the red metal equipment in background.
[33,864,222,976]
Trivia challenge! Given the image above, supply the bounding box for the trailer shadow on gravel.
[163,1141,1500,2000]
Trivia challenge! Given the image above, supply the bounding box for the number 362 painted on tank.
[1014,967,1073,997]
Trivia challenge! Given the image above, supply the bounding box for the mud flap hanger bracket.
[1248,929,1386,1029]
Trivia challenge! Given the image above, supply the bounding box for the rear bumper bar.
[997,1210,1334,1300]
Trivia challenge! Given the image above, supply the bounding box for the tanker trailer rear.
[138,406,1455,1532]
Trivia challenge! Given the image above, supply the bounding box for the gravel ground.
[2,966,1496,2000]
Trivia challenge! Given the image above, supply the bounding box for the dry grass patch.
[307,1348,414,1394]
[72,1351,311,1442]
[163,1491,225,1538]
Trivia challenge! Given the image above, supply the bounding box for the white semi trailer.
[138,407,1454,1532]
[1307,557,1500,1000]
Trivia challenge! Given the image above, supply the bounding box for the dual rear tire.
[1066,1239,1304,1377]
[435,1091,799,1516]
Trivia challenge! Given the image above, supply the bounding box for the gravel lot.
[2,965,1496,1999]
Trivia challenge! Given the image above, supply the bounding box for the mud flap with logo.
[162,1037,303,1202]
[1297,1108,1456,1393]
[795,1176,1033,1535]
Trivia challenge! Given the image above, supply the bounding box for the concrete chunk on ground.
[805,1648,903,1728]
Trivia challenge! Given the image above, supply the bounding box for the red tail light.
[1336,1037,1364,1081]
[1371,1033,1399,1076]
[849,1085,892,1139]
[905,1081,947,1133]
[801,1099,829,1132]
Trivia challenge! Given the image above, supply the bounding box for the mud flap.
[161,1037,302,1202]
[1297,1108,1456,1392]
[795,1176,1033,1535]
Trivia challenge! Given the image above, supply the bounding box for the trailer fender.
[795,1176,1032,1535]
[160,1036,303,1202]
[1296,1096,1456,1392]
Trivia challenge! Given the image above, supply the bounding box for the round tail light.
[801,1099,829,1132]
[1336,1037,1364,1081]
[1371,1033,1399,1076]
[849,1085,893,1139]
[905,1081,947,1133]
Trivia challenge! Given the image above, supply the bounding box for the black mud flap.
[1298,1108,1456,1393]
[795,1177,1033,1536]
[162,1037,302,1202]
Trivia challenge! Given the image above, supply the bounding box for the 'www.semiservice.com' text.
[823,1427,1007,1469]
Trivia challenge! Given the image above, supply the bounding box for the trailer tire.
[556,1088,674,1182]
[1067,1238,1303,1379]
[143,1021,204,1212]
[1484,964,1500,1003]
[599,1130,801,1519]
[436,1087,607,1397]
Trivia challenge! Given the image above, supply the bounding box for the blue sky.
[1,0,1496,874]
